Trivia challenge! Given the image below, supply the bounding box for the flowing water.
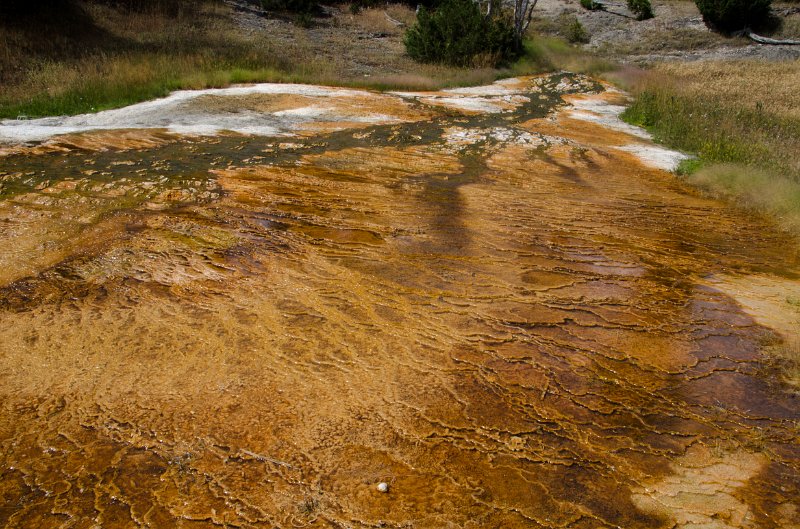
[0,74,798,528]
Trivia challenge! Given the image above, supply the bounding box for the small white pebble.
[377,482,389,493]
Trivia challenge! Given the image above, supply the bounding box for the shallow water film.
[0,74,799,528]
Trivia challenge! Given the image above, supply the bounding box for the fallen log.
[385,12,404,27]
[745,30,800,45]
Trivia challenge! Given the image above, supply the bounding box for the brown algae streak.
[0,73,798,529]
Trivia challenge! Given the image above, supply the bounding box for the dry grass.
[779,15,800,38]
[341,4,416,34]
[778,297,800,389]
[0,0,302,116]
[772,332,800,390]
[780,341,800,389]
[653,60,800,121]
[524,36,617,76]
[687,164,800,233]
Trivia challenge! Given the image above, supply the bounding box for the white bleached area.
[0,84,388,144]
[568,98,651,140]
[616,144,690,172]
[433,95,525,113]
[390,77,524,99]
[391,77,532,113]
[442,83,517,96]
[567,96,688,171]
[444,126,545,147]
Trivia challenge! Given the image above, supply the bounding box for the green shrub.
[563,16,590,43]
[694,0,772,31]
[628,0,653,20]
[580,0,603,10]
[295,11,314,26]
[404,0,518,67]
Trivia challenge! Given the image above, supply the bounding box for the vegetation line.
[618,61,800,236]
[0,35,611,121]
[0,57,525,120]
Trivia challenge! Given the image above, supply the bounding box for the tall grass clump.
[0,45,323,119]
[687,164,800,233]
[782,340,800,389]
[0,0,338,118]
[563,16,590,43]
[524,36,615,76]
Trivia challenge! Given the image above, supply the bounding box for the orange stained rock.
[0,74,798,529]
[0,129,180,157]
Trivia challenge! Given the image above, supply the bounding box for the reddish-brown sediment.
[0,74,798,528]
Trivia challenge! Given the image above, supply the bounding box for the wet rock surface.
[0,73,798,528]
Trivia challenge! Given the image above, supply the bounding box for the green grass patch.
[0,53,304,119]
[621,86,800,177]
[521,36,615,76]
[620,66,800,236]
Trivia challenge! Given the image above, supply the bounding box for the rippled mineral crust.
[0,73,798,529]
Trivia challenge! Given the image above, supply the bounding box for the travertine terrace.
[0,74,798,528]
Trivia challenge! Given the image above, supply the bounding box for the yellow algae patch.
[309,92,438,122]
[0,129,179,156]
[521,114,646,149]
[43,128,179,152]
[184,93,323,114]
[0,193,128,287]
[0,171,221,287]
[631,445,766,529]
[188,91,438,137]
[520,269,579,290]
[485,142,618,193]
[413,94,529,114]
[584,328,697,372]
[302,145,463,178]
[705,274,800,340]
[215,145,463,203]
[185,92,430,122]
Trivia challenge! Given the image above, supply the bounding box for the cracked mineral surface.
[0,73,798,528]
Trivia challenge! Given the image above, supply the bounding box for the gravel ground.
[224,0,800,75]
[224,0,419,78]
[535,0,800,63]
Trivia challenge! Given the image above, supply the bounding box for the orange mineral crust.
[0,73,798,528]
